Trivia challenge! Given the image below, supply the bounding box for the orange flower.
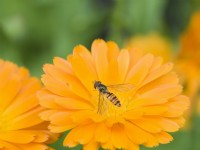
[178,11,200,115]
[180,12,200,65]
[0,60,58,150]
[125,33,173,62]
[38,39,189,150]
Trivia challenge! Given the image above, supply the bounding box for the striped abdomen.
[102,91,121,107]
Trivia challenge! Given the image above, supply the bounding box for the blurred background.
[0,0,200,150]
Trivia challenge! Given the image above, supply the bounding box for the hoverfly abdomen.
[107,93,121,107]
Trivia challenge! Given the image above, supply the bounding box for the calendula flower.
[0,60,58,150]
[38,39,189,150]
[177,11,200,115]
[180,11,200,65]
[125,33,173,62]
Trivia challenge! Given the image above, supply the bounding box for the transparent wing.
[97,93,108,115]
[107,83,135,92]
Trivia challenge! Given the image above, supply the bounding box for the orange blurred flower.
[178,11,200,114]
[180,12,200,65]
[0,60,58,150]
[125,33,173,62]
[38,39,189,150]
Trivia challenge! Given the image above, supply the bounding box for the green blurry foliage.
[0,0,110,76]
[0,0,200,149]
[0,0,194,76]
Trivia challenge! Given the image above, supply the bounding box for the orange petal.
[125,121,149,144]
[127,105,167,116]
[107,59,120,85]
[53,57,73,75]
[148,56,163,72]
[101,142,115,150]
[49,111,77,130]
[170,117,185,127]
[38,90,62,109]
[38,89,85,109]
[44,64,72,86]
[55,97,93,110]
[73,124,96,144]
[107,41,119,61]
[8,107,43,130]
[128,96,168,110]
[163,95,190,117]
[49,124,76,133]
[138,72,178,94]
[118,49,130,83]
[122,110,143,120]
[127,140,139,150]
[0,75,20,112]
[0,140,20,150]
[131,118,162,133]
[3,95,38,121]
[139,84,182,100]
[43,63,91,100]
[69,110,104,123]
[128,48,143,69]
[18,143,49,150]
[91,39,108,83]
[3,86,40,120]
[133,116,180,133]
[70,50,97,92]
[140,62,173,87]
[111,124,129,149]
[63,130,79,148]
[3,77,41,119]
[125,54,154,85]
[83,140,99,150]
[0,131,35,144]
[155,131,173,144]
[41,74,71,97]
[39,110,59,121]
[94,122,111,143]
[24,131,49,143]
[0,61,18,89]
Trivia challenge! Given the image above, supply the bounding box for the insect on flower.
[38,39,190,150]
[94,81,135,111]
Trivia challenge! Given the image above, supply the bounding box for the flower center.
[93,90,133,117]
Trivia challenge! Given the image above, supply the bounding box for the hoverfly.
[94,81,134,108]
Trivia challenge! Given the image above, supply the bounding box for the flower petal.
[91,39,108,83]
[125,54,154,85]
[3,78,40,119]
[163,95,190,117]
[7,107,43,130]
[107,41,119,61]
[53,57,73,74]
[118,49,130,83]
[94,122,111,143]
[140,62,173,87]
[111,124,129,149]
[139,84,182,100]
[0,131,35,144]
[83,140,99,150]
[133,116,180,133]
[70,53,97,92]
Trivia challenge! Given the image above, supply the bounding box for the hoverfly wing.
[107,83,135,92]
[97,92,108,114]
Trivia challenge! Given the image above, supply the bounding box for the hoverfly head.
[93,80,101,89]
